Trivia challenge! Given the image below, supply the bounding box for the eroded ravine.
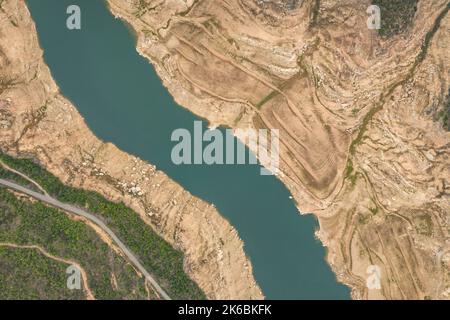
[101,0,450,299]
[25,0,350,299]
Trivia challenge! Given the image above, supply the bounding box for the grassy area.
[443,96,450,131]
[0,187,148,299]
[416,2,450,64]
[344,159,357,186]
[0,246,85,300]
[372,0,418,38]
[0,152,206,300]
[346,3,450,184]
[435,89,450,131]
[256,89,280,109]
[0,166,41,193]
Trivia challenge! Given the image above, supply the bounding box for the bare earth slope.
[0,0,262,299]
[106,0,450,299]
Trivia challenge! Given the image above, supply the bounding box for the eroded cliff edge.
[106,0,450,299]
[0,0,262,299]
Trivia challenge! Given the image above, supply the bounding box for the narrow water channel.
[27,0,350,299]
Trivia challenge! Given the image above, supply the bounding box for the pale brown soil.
[0,0,262,300]
[106,0,450,299]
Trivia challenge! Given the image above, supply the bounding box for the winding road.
[0,178,171,300]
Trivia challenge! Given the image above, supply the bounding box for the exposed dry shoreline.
[0,0,262,299]
[1,0,449,300]
[105,0,450,299]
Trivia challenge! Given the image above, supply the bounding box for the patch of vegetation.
[358,214,370,225]
[413,214,433,237]
[256,71,304,110]
[0,152,206,300]
[0,246,85,300]
[358,207,379,225]
[435,88,450,131]
[256,89,280,109]
[0,187,148,299]
[0,166,40,193]
[310,0,321,27]
[349,2,450,157]
[416,2,450,64]
[369,206,379,215]
[372,0,418,38]
[345,159,358,186]
[349,100,383,155]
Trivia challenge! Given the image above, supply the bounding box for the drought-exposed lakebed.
[27,0,350,299]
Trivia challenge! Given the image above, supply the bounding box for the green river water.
[26,0,350,299]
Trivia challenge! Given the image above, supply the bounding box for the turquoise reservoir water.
[27,0,350,299]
